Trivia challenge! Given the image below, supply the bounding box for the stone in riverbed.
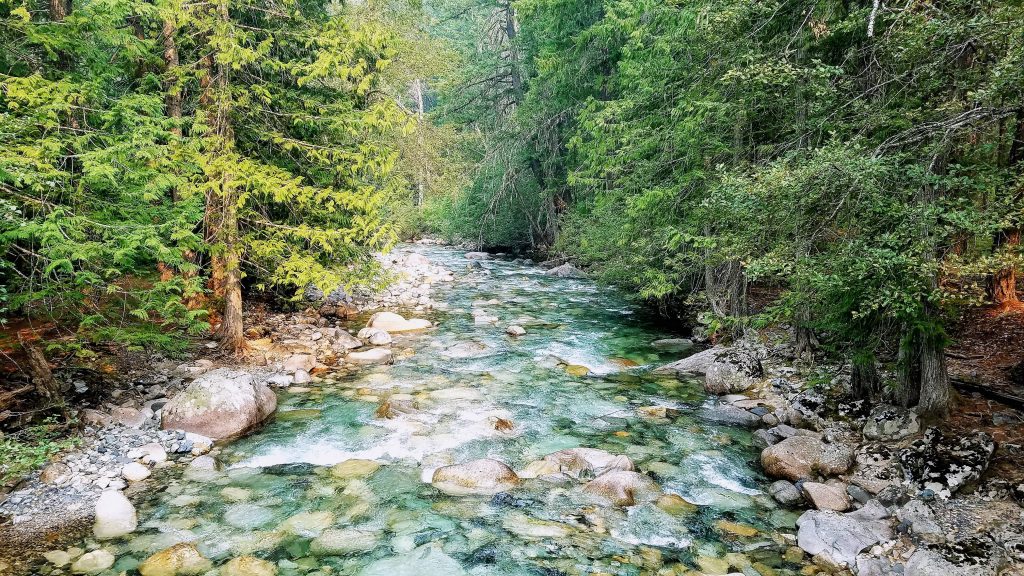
[44,550,72,567]
[122,462,151,482]
[506,325,526,337]
[278,511,334,537]
[704,349,762,394]
[898,427,994,498]
[70,550,115,575]
[366,311,431,333]
[700,403,762,427]
[760,435,853,482]
[544,263,586,278]
[138,543,212,576]
[347,348,393,365]
[501,511,574,539]
[311,528,380,555]
[282,354,315,373]
[795,500,892,568]
[583,470,662,506]
[520,447,634,481]
[359,545,466,576]
[161,368,276,440]
[331,459,381,479]
[431,458,520,496]
[652,346,727,377]
[221,556,278,576]
[93,490,137,540]
[357,327,393,346]
[651,338,694,353]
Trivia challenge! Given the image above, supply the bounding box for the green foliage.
[0,417,81,485]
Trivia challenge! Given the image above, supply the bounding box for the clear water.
[40,245,806,576]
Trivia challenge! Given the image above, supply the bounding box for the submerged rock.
[70,550,115,574]
[367,311,431,333]
[330,459,381,479]
[501,511,575,539]
[506,325,527,337]
[311,528,381,555]
[278,511,334,537]
[359,545,466,576]
[651,338,694,353]
[544,263,587,278]
[138,543,212,576]
[221,556,278,576]
[93,490,137,540]
[583,470,662,506]
[161,368,276,440]
[431,458,520,496]
[796,500,892,568]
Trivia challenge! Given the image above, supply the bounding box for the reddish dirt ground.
[947,302,1024,397]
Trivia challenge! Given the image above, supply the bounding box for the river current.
[39,245,806,576]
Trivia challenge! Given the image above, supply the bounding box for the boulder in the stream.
[464,251,491,260]
[652,346,727,377]
[70,550,115,575]
[311,528,381,555]
[161,368,276,440]
[357,327,393,346]
[359,545,467,576]
[769,480,804,506]
[796,500,892,568]
[582,470,662,506]
[431,458,520,496]
[700,402,762,427]
[367,311,431,333]
[544,263,587,278]
[93,490,137,540]
[138,543,212,576]
[334,330,363,350]
[347,347,393,365]
[519,447,634,481]
[801,481,851,511]
[761,435,854,482]
[651,338,694,353]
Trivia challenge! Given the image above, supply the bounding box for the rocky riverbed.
[1,242,1022,576]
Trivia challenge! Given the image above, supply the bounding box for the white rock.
[348,348,393,365]
[70,550,114,574]
[121,462,151,482]
[505,325,526,337]
[93,490,137,540]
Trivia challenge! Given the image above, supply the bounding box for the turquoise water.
[38,246,806,576]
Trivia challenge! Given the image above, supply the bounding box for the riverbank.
[1,243,1021,576]
[654,337,1024,575]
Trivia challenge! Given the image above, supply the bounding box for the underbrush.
[0,417,81,486]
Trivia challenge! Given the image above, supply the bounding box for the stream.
[38,245,807,576]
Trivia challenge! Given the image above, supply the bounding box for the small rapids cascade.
[33,245,808,576]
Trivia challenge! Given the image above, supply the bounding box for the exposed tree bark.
[204,0,244,353]
[17,334,66,417]
[48,0,70,21]
[703,253,747,340]
[793,306,819,361]
[916,152,952,418]
[895,337,921,407]
[850,352,880,399]
[991,228,1020,304]
[162,18,182,139]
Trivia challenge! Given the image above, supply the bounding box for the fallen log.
[951,378,1024,411]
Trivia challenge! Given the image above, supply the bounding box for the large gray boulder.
[703,349,763,394]
[652,346,726,377]
[93,490,137,540]
[862,404,920,441]
[796,500,893,568]
[161,368,276,440]
[904,549,970,576]
[582,470,662,506]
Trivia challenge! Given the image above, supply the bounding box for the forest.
[1,0,1024,574]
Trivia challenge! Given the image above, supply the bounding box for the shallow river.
[42,245,807,576]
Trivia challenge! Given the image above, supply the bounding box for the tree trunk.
[991,228,1020,304]
[48,0,69,21]
[793,306,818,361]
[850,351,880,399]
[18,334,66,416]
[205,0,244,353]
[895,337,921,407]
[162,18,182,139]
[918,331,950,417]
